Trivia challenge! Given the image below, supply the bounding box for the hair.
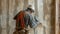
[25,8,34,12]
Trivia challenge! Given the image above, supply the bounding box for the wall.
[0,0,24,34]
[0,0,57,34]
[0,0,44,34]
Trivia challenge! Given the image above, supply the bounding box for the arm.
[28,15,39,28]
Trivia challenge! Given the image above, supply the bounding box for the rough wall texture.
[58,0,60,34]
[0,0,44,34]
[55,0,60,34]
[0,0,57,34]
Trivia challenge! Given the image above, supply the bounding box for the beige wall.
[0,0,58,34]
[0,0,44,34]
[56,0,60,34]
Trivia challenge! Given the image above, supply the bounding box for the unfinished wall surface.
[0,0,24,34]
[58,0,60,34]
[56,0,60,34]
[0,0,44,34]
[43,0,56,34]
[0,0,58,34]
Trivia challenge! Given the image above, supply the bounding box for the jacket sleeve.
[24,14,39,28]
[28,15,39,28]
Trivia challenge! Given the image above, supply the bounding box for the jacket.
[24,13,39,28]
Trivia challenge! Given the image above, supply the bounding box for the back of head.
[25,7,34,13]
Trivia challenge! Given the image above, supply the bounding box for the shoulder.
[13,10,24,20]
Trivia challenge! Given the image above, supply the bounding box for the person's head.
[25,8,34,14]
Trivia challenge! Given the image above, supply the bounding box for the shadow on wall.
[0,25,2,34]
[0,24,2,34]
[0,18,2,34]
